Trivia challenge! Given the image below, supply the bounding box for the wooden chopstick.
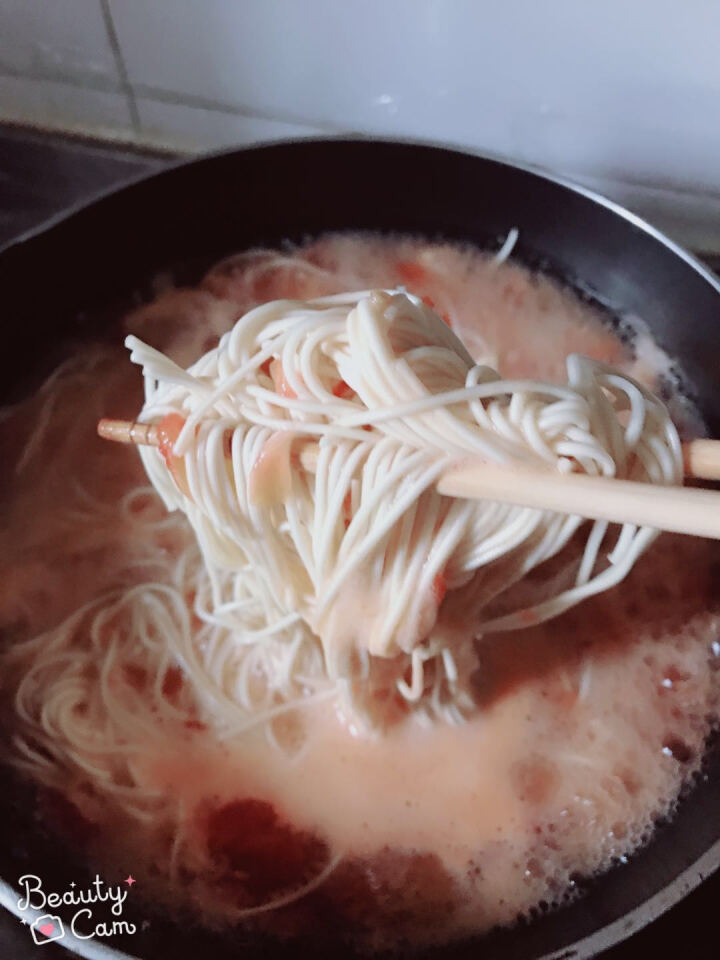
[437,461,720,539]
[96,419,158,447]
[97,418,320,472]
[97,418,720,541]
[683,438,720,481]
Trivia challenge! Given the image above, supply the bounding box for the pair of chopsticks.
[97,419,720,541]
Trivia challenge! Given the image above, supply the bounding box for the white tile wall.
[0,74,132,134]
[107,0,720,191]
[1,0,720,249]
[0,0,119,85]
[135,98,327,152]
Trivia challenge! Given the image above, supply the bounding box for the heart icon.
[30,914,65,945]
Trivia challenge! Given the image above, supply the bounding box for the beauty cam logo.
[30,915,64,945]
[17,874,138,944]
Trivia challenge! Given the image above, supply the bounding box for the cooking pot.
[1,138,719,960]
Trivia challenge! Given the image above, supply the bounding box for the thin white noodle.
[129,288,682,722]
[493,227,519,266]
[224,850,344,919]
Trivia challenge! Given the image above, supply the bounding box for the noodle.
[127,288,682,726]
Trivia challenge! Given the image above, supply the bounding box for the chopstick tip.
[97,418,158,446]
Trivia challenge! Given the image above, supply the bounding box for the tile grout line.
[0,62,119,94]
[130,83,341,133]
[98,0,140,133]
[0,64,339,136]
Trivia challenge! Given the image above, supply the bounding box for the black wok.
[1,138,719,960]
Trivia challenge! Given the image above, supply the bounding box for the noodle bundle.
[127,289,682,724]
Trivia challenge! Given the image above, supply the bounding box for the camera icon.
[30,914,65,945]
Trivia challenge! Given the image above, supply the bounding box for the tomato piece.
[342,489,353,529]
[156,414,186,469]
[270,358,298,399]
[156,413,191,496]
[123,663,148,692]
[205,798,327,899]
[396,260,427,284]
[432,573,447,606]
[248,433,296,507]
[162,666,183,699]
[332,379,354,399]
